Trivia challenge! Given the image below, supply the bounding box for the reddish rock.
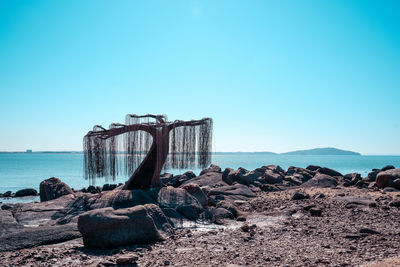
[376,169,400,189]
[40,177,73,202]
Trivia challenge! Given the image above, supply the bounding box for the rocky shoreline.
[1,164,400,266]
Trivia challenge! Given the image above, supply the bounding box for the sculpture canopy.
[83,114,213,190]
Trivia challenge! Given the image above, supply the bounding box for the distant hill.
[281,147,361,155]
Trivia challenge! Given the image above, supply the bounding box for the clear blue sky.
[0,0,399,154]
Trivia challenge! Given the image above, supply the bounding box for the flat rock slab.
[0,210,24,236]
[208,184,257,198]
[0,223,80,252]
[182,172,227,187]
[5,194,77,227]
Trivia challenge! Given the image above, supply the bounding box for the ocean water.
[0,153,399,194]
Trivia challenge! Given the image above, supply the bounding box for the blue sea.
[0,153,399,194]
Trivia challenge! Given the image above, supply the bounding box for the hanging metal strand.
[83,114,213,186]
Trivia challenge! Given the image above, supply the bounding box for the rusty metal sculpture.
[83,114,213,190]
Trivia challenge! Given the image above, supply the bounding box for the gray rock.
[157,187,203,220]
[102,184,118,191]
[15,188,37,197]
[344,173,361,185]
[205,207,234,224]
[78,204,171,249]
[222,167,252,185]
[176,205,199,220]
[266,170,284,184]
[392,179,400,190]
[291,191,310,200]
[286,167,314,182]
[309,208,322,217]
[199,164,222,175]
[208,184,256,199]
[376,168,400,188]
[2,191,12,198]
[359,228,380,234]
[368,170,380,181]
[181,183,208,207]
[383,187,399,192]
[381,165,395,172]
[306,165,321,171]
[389,199,400,207]
[40,177,74,202]
[301,173,338,188]
[0,223,81,252]
[90,189,156,210]
[265,165,285,174]
[317,167,343,177]
[182,172,226,187]
[183,171,196,179]
[0,210,24,236]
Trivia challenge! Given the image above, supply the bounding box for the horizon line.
[1,150,400,156]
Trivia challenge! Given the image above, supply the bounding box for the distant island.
[281,147,361,155]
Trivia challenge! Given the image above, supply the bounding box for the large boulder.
[222,167,257,185]
[301,173,338,188]
[40,177,74,202]
[15,188,37,197]
[157,187,203,219]
[261,169,283,184]
[181,183,208,207]
[78,204,171,249]
[376,168,400,189]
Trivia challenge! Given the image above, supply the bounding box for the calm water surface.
[0,153,399,193]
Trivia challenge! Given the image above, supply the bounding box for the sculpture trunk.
[123,129,169,190]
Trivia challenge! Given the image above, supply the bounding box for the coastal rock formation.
[199,164,222,175]
[181,183,208,207]
[0,223,80,252]
[77,204,170,249]
[317,167,343,177]
[158,186,203,219]
[15,188,37,197]
[0,210,24,236]
[39,177,74,202]
[208,184,256,201]
[301,173,338,188]
[376,168,400,188]
[182,171,226,187]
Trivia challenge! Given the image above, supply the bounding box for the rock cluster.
[1,163,399,255]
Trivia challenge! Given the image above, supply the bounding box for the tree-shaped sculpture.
[83,114,213,190]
